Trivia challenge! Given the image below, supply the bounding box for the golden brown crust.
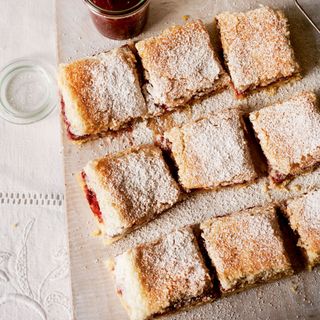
[249,91,320,185]
[136,20,229,108]
[58,46,147,138]
[164,109,257,190]
[201,205,293,292]
[285,190,320,268]
[114,227,213,319]
[135,227,212,314]
[216,6,300,95]
[146,73,231,138]
[82,145,182,240]
[59,21,230,142]
[95,145,181,224]
[61,58,100,133]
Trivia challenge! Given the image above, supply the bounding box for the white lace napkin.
[0,1,72,319]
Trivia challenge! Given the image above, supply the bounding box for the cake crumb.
[291,283,298,294]
[295,184,302,191]
[266,85,278,96]
[91,229,102,237]
[182,15,190,21]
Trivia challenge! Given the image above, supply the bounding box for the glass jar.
[83,0,151,40]
[0,59,57,124]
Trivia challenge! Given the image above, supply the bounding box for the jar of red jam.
[83,0,151,40]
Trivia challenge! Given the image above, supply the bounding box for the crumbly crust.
[201,205,293,292]
[136,20,228,108]
[286,190,320,268]
[164,109,257,190]
[249,91,320,184]
[216,6,300,94]
[111,227,212,320]
[58,46,147,138]
[82,145,182,241]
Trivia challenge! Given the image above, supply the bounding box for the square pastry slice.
[164,109,257,190]
[58,46,147,141]
[249,91,320,185]
[136,20,229,109]
[80,145,182,243]
[216,6,300,96]
[108,227,213,320]
[285,190,320,268]
[201,205,293,293]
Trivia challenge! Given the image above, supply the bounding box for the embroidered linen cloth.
[0,1,72,319]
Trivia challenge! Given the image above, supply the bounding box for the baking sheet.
[56,0,320,319]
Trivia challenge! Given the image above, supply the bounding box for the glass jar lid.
[0,58,57,124]
[84,0,147,16]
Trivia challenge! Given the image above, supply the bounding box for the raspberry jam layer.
[155,135,172,152]
[60,96,89,141]
[230,81,246,99]
[81,171,104,224]
[271,170,288,184]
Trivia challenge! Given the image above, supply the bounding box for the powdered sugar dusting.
[304,190,320,229]
[135,227,211,310]
[136,20,225,107]
[61,46,147,135]
[217,6,300,92]
[86,47,147,128]
[59,0,320,319]
[287,189,320,260]
[201,206,291,290]
[106,167,320,257]
[165,109,256,189]
[250,91,320,175]
[146,89,239,136]
[108,177,272,255]
[96,146,181,225]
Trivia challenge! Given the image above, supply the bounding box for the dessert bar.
[80,145,182,243]
[216,6,300,96]
[136,20,229,109]
[59,46,147,141]
[108,227,213,320]
[285,189,320,269]
[164,109,257,190]
[249,91,320,185]
[201,205,293,293]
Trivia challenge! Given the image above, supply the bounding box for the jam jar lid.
[84,0,147,15]
[0,58,58,124]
